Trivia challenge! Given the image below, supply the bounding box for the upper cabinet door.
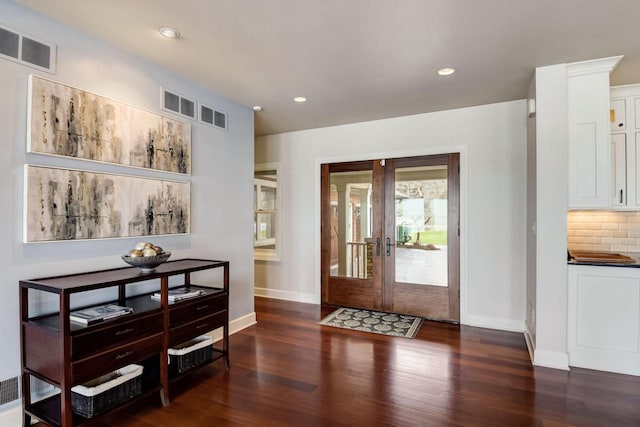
[611,133,627,206]
[609,85,640,210]
[567,56,622,209]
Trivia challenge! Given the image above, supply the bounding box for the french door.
[321,153,460,322]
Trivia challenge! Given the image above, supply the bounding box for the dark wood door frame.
[321,160,384,309]
[322,153,460,322]
[382,154,460,321]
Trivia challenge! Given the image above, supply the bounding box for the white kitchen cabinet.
[568,265,640,376]
[567,56,621,208]
[611,133,627,206]
[636,133,640,206]
[609,85,640,209]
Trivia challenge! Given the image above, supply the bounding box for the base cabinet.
[19,258,230,427]
[568,265,640,376]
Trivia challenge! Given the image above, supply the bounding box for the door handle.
[386,237,391,256]
[375,237,381,256]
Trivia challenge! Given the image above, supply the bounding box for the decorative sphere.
[142,247,157,257]
[134,242,148,250]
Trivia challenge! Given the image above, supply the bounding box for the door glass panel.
[394,165,448,286]
[329,171,373,279]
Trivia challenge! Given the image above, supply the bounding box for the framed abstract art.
[28,75,191,174]
[24,165,190,242]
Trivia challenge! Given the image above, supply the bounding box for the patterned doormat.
[319,307,423,338]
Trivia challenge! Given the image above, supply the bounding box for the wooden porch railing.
[346,242,368,279]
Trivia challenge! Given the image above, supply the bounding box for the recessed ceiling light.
[159,27,180,39]
[253,106,263,112]
[293,97,307,103]
[437,67,456,76]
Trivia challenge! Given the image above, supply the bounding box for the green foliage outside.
[410,230,447,245]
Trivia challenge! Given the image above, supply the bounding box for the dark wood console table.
[19,258,229,427]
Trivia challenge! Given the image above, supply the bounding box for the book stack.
[151,287,204,303]
[70,304,134,325]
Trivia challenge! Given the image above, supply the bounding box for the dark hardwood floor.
[58,297,640,426]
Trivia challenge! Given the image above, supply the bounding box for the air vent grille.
[161,88,228,130]
[0,27,19,59]
[180,97,195,119]
[200,103,227,131]
[22,37,51,69]
[0,24,56,73]
[200,105,214,125]
[214,110,227,130]
[0,376,18,405]
[163,90,180,113]
[162,88,196,119]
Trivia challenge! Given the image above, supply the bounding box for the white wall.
[255,100,527,331]
[532,64,569,369]
[0,0,254,405]
[526,77,537,349]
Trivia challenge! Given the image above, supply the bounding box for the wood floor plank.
[36,297,640,426]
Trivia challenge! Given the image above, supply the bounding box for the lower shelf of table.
[168,348,226,383]
[25,380,161,427]
[25,349,227,426]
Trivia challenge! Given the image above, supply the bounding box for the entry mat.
[319,307,423,338]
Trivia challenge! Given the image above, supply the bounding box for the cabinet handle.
[195,323,208,330]
[620,189,624,203]
[115,328,134,336]
[619,123,624,127]
[196,305,209,311]
[115,351,133,360]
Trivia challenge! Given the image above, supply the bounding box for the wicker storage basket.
[71,364,143,418]
[169,335,213,374]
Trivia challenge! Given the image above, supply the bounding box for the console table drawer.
[169,311,226,347]
[72,312,163,359]
[72,333,162,384]
[169,293,225,327]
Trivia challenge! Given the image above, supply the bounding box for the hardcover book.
[70,304,133,325]
[151,287,204,303]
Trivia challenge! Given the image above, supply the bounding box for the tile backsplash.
[567,210,640,252]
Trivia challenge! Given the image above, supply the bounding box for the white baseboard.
[0,404,23,427]
[254,287,318,304]
[207,311,257,343]
[523,325,535,364]
[533,349,570,371]
[466,314,525,333]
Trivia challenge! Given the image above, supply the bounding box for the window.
[254,164,280,261]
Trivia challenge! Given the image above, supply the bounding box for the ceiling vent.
[0,24,56,73]
[161,88,196,120]
[200,103,228,131]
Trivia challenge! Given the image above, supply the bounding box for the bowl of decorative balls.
[122,242,171,273]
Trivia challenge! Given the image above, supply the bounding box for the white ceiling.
[15,0,640,136]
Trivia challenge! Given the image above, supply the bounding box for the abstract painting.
[28,75,191,174]
[25,165,190,242]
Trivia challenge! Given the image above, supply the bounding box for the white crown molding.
[566,55,624,77]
